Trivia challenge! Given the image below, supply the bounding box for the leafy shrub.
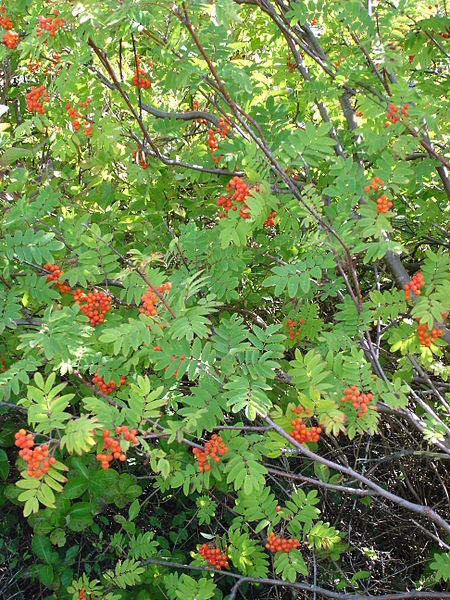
[0,1,449,599]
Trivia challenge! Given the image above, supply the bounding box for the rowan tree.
[0,1,449,599]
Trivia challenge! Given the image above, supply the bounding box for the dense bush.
[0,1,449,599]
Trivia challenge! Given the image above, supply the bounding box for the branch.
[259,412,450,535]
[140,557,450,600]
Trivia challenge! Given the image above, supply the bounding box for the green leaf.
[0,448,10,480]
[66,502,94,532]
[32,535,53,563]
[128,499,140,521]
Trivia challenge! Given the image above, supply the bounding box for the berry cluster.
[132,56,151,89]
[26,86,49,114]
[417,323,442,347]
[153,347,193,376]
[2,29,18,48]
[403,272,424,301]
[340,386,374,418]
[166,353,186,376]
[132,146,147,170]
[36,12,64,37]
[363,176,383,193]
[199,544,229,568]
[266,532,300,553]
[216,116,229,139]
[363,177,392,213]
[42,51,63,77]
[92,372,126,394]
[193,434,228,472]
[43,263,71,294]
[28,60,40,73]
[0,8,13,30]
[65,98,92,136]
[15,430,56,478]
[285,167,299,181]
[217,176,251,219]
[286,55,296,73]
[1,355,5,372]
[285,318,304,341]
[263,210,277,227]
[376,193,393,214]
[75,587,87,600]
[206,117,229,164]
[96,426,139,469]
[207,128,220,164]
[290,412,321,444]
[191,99,206,123]
[139,282,171,317]
[44,263,61,282]
[385,103,408,127]
[73,289,112,326]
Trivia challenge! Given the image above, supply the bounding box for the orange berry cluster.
[207,128,220,164]
[385,103,408,127]
[193,434,228,472]
[285,167,299,181]
[403,272,424,301]
[73,289,112,326]
[266,531,300,553]
[28,60,40,73]
[285,317,304,341]
[263,210,277,227]
[1,355,6,372]
[132,146,147,170]
[199,544,229,569]
[43,263,71,294]
[363,177,392,213]
[0,9,13,30]
[206,117,229,164]
[36,12,64,37]
[192,99,206,124]
[340,386,374,418]
[165,353,186,376]
[217,176,251,219]
[286,55,296,73]
[42,51,62,77]
[290,411,321,444]
[92,371,126,394]
[132,56,151,89]
[139,282,171,317]
[2,29,18,48]
[65,98,92,136]
[96,426,139,469]
[44,263,61,282]
[26,86,49,114]
[376,193,393,214]
[216,116,229,139]
[363,176,383,193]
[15,430,56,478]
[75,587,87,600]
[417,323,442,347]
[153,347,192,376]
